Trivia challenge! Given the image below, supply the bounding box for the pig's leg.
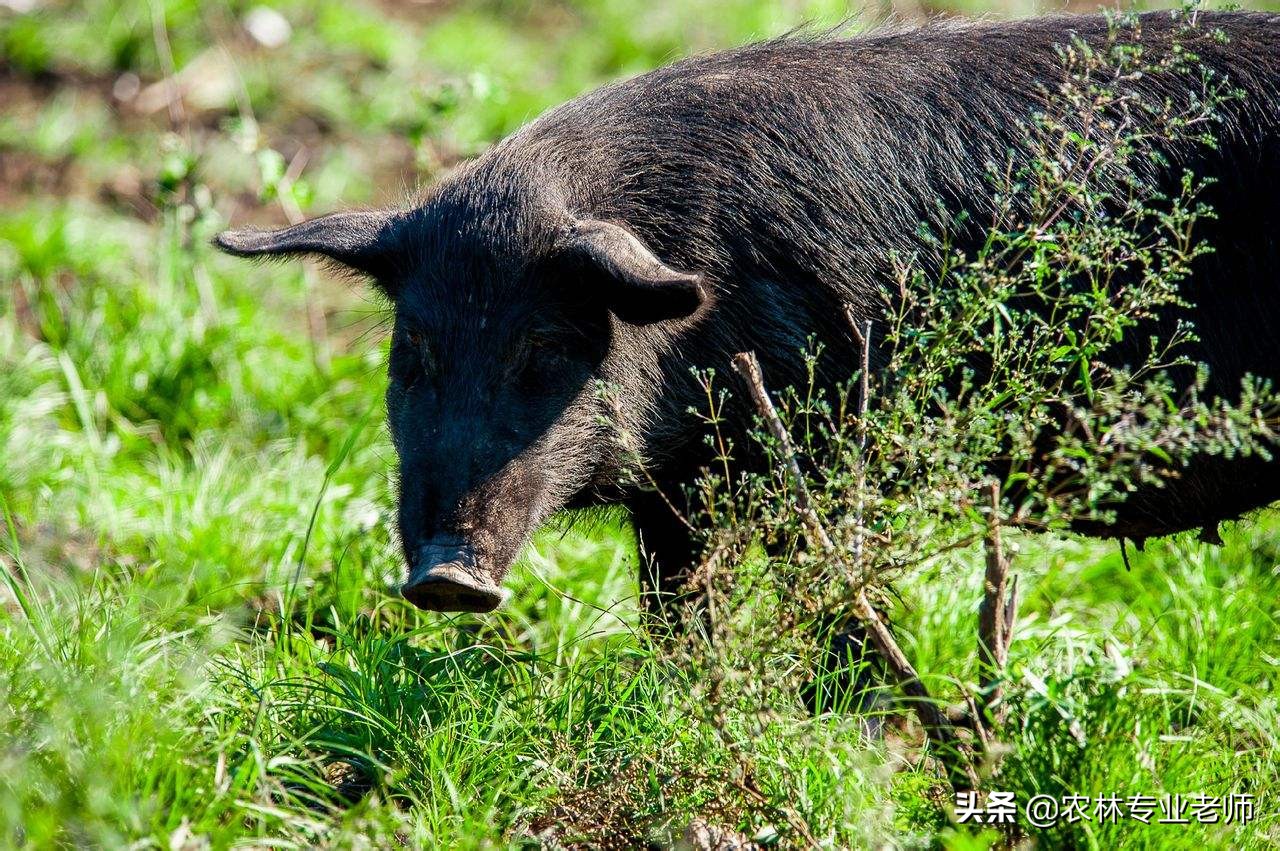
[763,535,890,731]
[802,622,891,734]
[629,488,700,632]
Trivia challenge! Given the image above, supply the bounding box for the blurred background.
[8,0,1276,238]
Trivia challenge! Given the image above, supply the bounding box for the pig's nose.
[402,541,504,613]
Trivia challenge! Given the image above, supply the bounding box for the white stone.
[244,6,292,49]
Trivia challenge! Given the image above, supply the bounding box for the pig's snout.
[402,541,505,613]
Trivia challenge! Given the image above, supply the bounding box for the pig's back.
[492,12,1280,539]
[506,13,1280,385]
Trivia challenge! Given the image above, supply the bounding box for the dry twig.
[977,482,1018,729]
[731,350,979,791]
[844,307,873,576]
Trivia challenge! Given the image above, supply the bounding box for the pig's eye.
[391,329,434,387]
[507,337,536,374]
[408,331,437,374]
[407,331,436,370]
[527,334,572,364]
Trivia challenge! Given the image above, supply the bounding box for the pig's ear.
[213,210,404,282]
[564,220,706,324]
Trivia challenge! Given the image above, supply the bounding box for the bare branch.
[1002,574,1019,662]
[978,482,1015,729]
[731,350,979,791]
[963,690,991,751]
[844,307,874,579]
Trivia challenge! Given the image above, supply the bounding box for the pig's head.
[215,180,706,612]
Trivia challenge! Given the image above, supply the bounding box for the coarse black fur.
[216,11,1280,615]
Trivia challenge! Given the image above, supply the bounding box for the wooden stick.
[963,690,991,751]
[977,482,1013,728]
[1002,575,1020,661]
[731,350,979,791]
[843,308,872,430]
[844,307,873,575]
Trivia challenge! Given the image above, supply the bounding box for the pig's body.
[218,12,1280,614]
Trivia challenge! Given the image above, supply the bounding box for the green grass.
[2,0,1279,847]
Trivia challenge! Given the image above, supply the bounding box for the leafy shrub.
[617,8,1280,840]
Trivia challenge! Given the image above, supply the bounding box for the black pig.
[217,12,1280,615]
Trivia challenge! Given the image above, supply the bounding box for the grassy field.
[2,1,1280,847]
